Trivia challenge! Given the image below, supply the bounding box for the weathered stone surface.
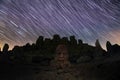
[34,44,80,80]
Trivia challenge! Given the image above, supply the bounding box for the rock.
[77,56,92,63]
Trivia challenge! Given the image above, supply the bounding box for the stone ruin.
[35,44,79,80]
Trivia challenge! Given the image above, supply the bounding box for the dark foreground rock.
[0,60,119,80]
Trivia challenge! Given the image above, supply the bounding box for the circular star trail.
[0,0,120,50]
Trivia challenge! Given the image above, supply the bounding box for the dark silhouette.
[0,43,10,63]
[106,41,112,54]
[3,43,9,52]
[0,34,120,80]
[1,34,120,64]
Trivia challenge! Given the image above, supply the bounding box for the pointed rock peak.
[106,41,112,50]
[106,41,112,46]
[95,39,102,48]
[3,43,9,52]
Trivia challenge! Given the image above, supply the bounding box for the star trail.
[0,0,120,50]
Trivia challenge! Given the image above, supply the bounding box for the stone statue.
[51,44,71,69]
[34,44,79,80]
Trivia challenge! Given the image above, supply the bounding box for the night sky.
[0,0,120,50]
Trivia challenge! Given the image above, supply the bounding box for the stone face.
[51,44,71,69]
[34,44,80,80]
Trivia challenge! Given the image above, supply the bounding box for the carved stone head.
[55,44,69,61]
[53,44,70,69]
